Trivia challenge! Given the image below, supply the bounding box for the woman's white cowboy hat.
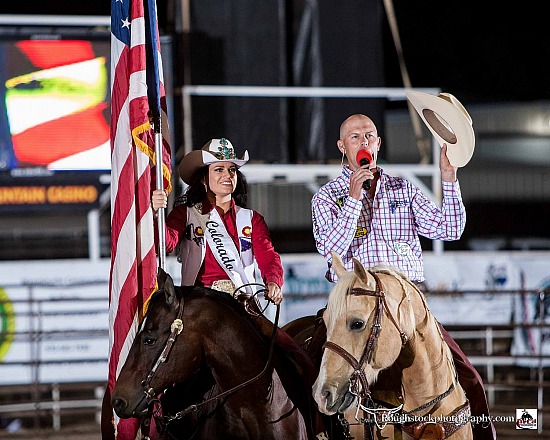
[178,138,249,184]
[406,91,475,167]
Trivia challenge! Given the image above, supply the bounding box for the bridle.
[140,291,185,408]
[136,284,280,439]
[322,272,471,439]
[322,272,409,439]
[323,272,408,402]
[134,288,185,438]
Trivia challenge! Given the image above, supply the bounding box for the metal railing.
[0,283,548,432]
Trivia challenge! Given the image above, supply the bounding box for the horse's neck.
[197,307,307,436]
[399,289,455,411]
[199,302,276,397]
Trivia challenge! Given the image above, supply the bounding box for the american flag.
[109,0,171,437]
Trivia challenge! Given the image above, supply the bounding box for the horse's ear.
[352,258,369,282]
[157,267,168,288]
[330,251,347,278]
[164,276,177,307]
[157,267,177,307]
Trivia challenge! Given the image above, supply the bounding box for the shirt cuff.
[442,180,461,198]
[343,196,362,217]
[265,276,284,288]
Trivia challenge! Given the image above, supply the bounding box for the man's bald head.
[339,114,376,140]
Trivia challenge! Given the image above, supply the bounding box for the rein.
[402,381,455,415]
[150,284,281,430]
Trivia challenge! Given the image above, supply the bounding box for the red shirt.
[162,199,284,288]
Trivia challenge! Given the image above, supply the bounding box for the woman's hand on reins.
[265,282,283,305]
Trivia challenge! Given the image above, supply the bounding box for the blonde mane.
[325,269,357,328]
[369,265,459,387]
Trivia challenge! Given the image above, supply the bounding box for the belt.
[210,279,261,315]
[210,279,235,295]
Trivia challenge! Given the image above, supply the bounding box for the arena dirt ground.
[0,421,99,440]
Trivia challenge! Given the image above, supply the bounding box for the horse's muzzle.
[111,393,149,419]
[314,381,355,415]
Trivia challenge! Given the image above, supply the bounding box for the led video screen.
[0,38,111,171]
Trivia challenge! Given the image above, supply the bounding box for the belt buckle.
[211,279,235,295]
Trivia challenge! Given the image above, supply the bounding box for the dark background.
[1,1,549,257]
[3,0,550,103]
[384,1,550,103]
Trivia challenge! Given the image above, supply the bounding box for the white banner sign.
[0,251,549,384]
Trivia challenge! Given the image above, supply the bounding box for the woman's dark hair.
[179,165,248,208]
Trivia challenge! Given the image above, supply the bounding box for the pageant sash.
[200,207,254,293]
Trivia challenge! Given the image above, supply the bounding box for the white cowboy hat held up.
[406,91,475,167]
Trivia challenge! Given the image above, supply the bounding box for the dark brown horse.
[111,269,321,440]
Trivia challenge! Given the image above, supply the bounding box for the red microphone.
[356,150,373,190]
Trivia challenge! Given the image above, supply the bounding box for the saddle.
[401,401,471,440]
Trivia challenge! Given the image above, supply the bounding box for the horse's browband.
[350,281,408,347]
[350,287,379,297]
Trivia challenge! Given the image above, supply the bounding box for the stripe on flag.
[109,0,171,437]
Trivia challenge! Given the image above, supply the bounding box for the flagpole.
[154,124,166,270]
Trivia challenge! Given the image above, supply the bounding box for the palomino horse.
[111,269,321,440]
[313,253,473,440]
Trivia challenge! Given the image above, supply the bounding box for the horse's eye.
[142,334,156,346]
[349,319,365,331]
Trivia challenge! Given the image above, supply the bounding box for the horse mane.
[192,286,247,313]
[147,284,264,337]
[325,270,357,328]
[327,264,409,328]
[184,286,272,344]
[368,265,459,385]
[369,264,407,280]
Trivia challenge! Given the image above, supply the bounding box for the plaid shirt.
[312,166,466,282]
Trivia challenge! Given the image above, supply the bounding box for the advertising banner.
[0,252,549,384]
[0,171,108,213]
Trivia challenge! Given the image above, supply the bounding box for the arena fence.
[0,282,548,434]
